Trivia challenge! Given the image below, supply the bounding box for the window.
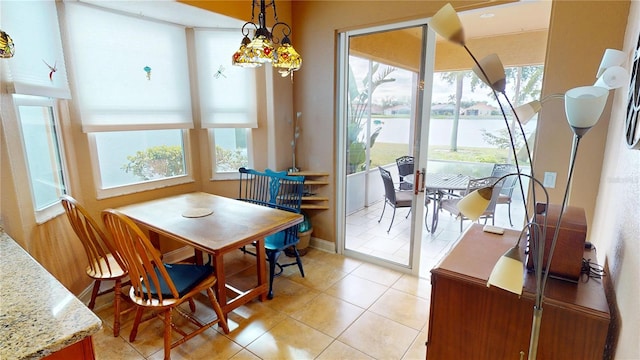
[13,95,68,221]
[63,2,194,196]
[91,130,188,191]
[194,29,257,178]
[211,128,251,173]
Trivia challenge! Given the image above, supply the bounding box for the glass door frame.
[336,20,436,275]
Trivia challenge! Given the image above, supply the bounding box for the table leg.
[149,231,160,250]
[255,238,268,302]
[213,254,228,320]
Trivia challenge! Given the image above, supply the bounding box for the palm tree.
[347,60,396,174]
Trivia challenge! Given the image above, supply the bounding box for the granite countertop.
[0,230,102,359]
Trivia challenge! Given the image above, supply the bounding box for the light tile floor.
[346,195,525,278]
[91,198,524,360]
[91,249,431,360]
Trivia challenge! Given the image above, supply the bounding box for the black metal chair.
[490,163,519,226]
[378,166,413,233]
[237,167,305,299]
[395,155,415,190]
[440,176,504,232]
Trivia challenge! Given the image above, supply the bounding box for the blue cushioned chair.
[102,209,228,360]
[238,167,305,299]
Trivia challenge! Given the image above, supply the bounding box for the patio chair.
[440,176,504,232]
[378,166,413,233]
[395,155,415,190]
[237,167,305,299]
[490,163,519,226]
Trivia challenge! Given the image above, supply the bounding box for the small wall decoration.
[43,59,57,81]
[144,66,151,80]
[214,65,226,79]
[626,32,640,149]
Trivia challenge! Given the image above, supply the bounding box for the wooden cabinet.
[288,171,329,210]
[426,224,610,360]
[44,337,95,360]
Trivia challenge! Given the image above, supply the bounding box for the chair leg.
[206,288,229,334]
[459,218,463,232]
[292,246,305,277]
[387,207,397,233]
[378,201,387,223]
[88,280,101,310]
[266,249,280,300]
[424,204,430,232]
[405,208,411,219]
[163,309,172,360]
[507,202,513,226]
[188,298,196,312]
[129,307,144,342]
[113,279,122,337]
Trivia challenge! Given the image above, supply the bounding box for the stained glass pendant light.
[1,30,15,58]
[232,0,302,75]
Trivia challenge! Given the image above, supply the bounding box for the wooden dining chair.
[440,176,504,232]
[60,195,130,337]
[102,209,229,360]
[378,166,413,233]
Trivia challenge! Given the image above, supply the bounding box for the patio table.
[407,173,470,233]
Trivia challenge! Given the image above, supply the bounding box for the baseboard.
[310,237,336,253]
[77,284,93,305]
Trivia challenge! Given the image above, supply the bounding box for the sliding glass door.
[337,22,434,273]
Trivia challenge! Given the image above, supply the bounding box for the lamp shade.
[0,30,15,58]
[487,246,524,295]
[513,100,542,125]
[430,3,465,45]
[596,48,626,78]
[594,65,628,90]
[457,187,493,220]
[472,53,506,93]
[564,86,609,130]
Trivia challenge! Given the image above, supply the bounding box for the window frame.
[12,95,70,223]
[209,128,254,180]
[89,129,194,200]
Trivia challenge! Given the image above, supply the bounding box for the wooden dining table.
[115,192,303,321]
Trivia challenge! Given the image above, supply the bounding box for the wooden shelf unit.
[288,171,329,210]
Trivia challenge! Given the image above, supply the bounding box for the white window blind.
[63,3,193,132]
[1,0,71,99]
[195,29,258,128]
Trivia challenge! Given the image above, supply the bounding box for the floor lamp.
[430,3,628,359]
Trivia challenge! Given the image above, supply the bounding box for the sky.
[349,55,500,106]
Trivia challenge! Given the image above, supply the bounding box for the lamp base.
[526,203,586,281]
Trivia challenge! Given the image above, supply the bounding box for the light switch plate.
[543,172,557,188]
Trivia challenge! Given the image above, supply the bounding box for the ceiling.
[457,0,552,40]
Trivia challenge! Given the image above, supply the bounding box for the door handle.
[414,170,420,195]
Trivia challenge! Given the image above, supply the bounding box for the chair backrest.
[238,167,305,213]
[465,176,505,215]
[490,163,518,196]
[395,156,415,177]
[238,168,305,248]
[102,209,179,303]
[378,166,397,204]
[61,195,125,277]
